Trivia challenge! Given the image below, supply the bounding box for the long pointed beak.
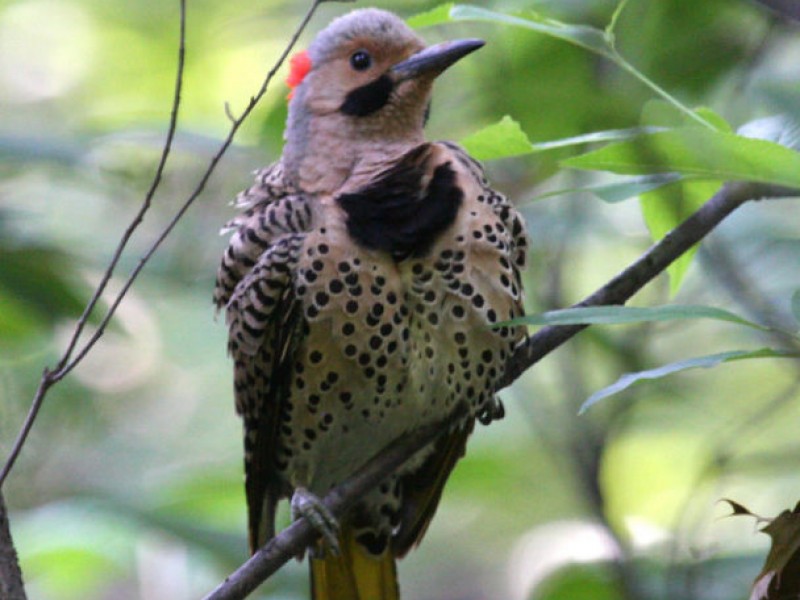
[390,38,485,82]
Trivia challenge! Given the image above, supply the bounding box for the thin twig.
[0,0,328,489]
[0,0,186,489]
[203,182,799,598]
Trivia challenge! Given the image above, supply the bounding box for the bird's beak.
[390,38,485,82]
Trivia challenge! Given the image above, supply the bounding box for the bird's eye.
[350,50,372,71]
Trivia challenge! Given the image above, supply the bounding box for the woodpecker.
[214,9,527,599]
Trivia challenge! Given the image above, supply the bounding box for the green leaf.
[407,3,454,28]
[562,127,800,188]
[509,304,766,329]
[530,127,662,153]
[449,5,611,57]
[792,290,800,327]
[639,179,721,295]
[579,348,798,413]
[460,116,533,160]
[641,99,686,128]
[695,107,733,133]
[460,118,659,162]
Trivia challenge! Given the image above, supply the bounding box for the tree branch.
[204,181,798,598]
[203,404,469,600]
[0,3,341,595]
[0,492,26,600]
[496,181,797,390]
[0,0,186,489]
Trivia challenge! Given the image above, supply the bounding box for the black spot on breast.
[340,75,394,117]
[337,146,462,259]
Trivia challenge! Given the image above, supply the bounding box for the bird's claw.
[291,487,341,555]
[477,396,505,425]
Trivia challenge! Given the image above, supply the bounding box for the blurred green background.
[2,0,800,598]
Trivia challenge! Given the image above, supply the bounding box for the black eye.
[350,50,372,71]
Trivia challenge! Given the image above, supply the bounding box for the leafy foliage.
[563,126,800,187]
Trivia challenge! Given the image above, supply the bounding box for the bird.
[214,8,528,599]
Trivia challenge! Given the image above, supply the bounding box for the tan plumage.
[214,9,527,599]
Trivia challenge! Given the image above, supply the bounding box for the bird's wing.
[391,421,473,557]
[227,233,307,552]
[214,160,308,309]
[216,165,313,552]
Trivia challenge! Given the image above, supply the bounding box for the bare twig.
[204,182,799,598]
[0,0,186,488]
[0,492,26,600]
[0,0,329,489]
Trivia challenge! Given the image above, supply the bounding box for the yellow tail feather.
[310,526,398,600]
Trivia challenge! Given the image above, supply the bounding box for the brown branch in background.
[203,181,799,598]
[0,0,335,490]
[496,181,798,390]
[752,0,800,21]
[0,492,26,600]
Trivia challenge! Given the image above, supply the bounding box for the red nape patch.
[286,50,312,99]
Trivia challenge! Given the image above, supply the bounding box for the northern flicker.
[214,8,527,599]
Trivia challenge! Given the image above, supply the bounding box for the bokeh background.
[2,0,800,598]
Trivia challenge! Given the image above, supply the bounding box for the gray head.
[282,9,484,192]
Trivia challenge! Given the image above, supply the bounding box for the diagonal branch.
[0,0,186,489]
[496,181,797,390]
[204,404,468,600]
[203,181,798,599]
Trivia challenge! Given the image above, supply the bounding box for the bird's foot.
[477,396,505,425]
[291,487,341,555]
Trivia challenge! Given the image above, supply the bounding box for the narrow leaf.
[579,348,797,413]
[563,128,800,189]
[530,173,683,204]
[460,118,660,161]
[509,304,767,329]
[449,5,612,57]
[530,127,663,152]
[694,107,733,133]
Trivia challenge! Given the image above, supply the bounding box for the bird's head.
[282,8,484,194]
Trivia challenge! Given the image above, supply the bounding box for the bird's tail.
[310,525,399,600]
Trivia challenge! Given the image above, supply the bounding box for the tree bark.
[0,491,26,600]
